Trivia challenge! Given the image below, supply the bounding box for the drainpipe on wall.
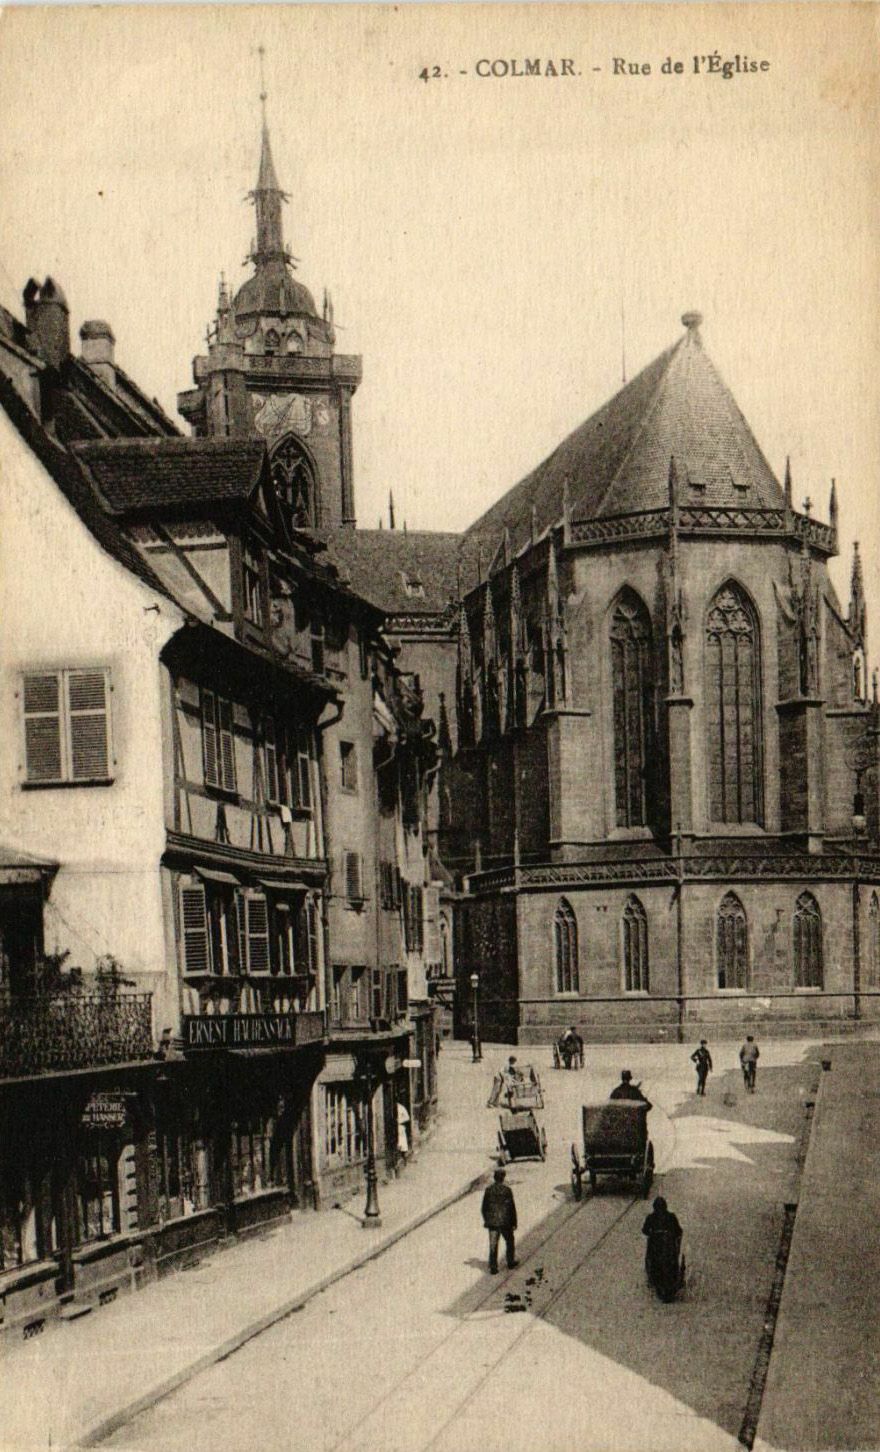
[675,821,685,1044]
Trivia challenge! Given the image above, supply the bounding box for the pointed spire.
[437,691,452,754]
[873,668,878,706]
[248,52,290,266]
[388,491,396,531]
[784,456,793,509]
[829,477,838,538]
[849,540,867,648]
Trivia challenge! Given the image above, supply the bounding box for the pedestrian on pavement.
[396,1101,411,1163]
[739,1035,759,1092]
[690,1040,713,1096]
[610,1069,652,1110]
[481,1167,518,1274]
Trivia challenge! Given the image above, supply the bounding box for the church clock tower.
[178,106,361,528]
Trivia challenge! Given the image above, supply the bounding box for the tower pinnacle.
[247,52,290,267]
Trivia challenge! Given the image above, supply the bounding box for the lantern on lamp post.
[470,972,482,1062]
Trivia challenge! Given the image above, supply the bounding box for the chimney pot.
[23,276,70,368]
[80,319,116,387]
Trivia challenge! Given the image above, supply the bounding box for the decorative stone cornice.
[466,850,880,895]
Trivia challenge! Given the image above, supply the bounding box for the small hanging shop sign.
[81,1092,133,1129]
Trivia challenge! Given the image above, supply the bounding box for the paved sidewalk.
[0,1046,498,1452]
[755,1040,880,1452]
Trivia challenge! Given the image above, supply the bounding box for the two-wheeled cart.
[488,1065,548,1162]
[570,1101,654,1198]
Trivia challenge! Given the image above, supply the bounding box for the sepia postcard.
[0,5,878,1451]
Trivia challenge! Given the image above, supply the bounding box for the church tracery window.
[622,895,649,992]
[554,899,578,994]
[610,590,655,828]
[793,892,823,989]
[705,582,763,825]
[271,436,318,529]
[717,891,749,989]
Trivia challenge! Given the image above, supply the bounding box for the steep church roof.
[462,314,786,563]
[326,528,461,616]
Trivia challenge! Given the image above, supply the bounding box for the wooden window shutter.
[345,852,362,902]
[201,690,219,787]
[218,699,236,792]
[68,670,110,780]
[264,717,279,803]
[237,892,270,974]
[295,730,312,810]
[180,884,210,975]
[306,897,320,973]
[23,672,63,782]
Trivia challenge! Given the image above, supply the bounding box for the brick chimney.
[80,319,116,390]
[23,277,70,369]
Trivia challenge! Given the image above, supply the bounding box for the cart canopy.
[582,1101,649,1152]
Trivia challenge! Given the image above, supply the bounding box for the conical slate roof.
[462,316,785,563]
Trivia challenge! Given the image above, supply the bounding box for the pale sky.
[1,3,878,613]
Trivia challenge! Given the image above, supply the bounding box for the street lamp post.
[361,1057,382,1227]
[470,972,482,1062]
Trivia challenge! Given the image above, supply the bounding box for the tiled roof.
[0,371,179,604]
[461,322,785,565]
[325,528,461,616]
[73,437,268,513]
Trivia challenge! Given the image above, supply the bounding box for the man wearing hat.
[690,1040,713,1096]
[480,1167,519,1274]
[610,1069,652,1109]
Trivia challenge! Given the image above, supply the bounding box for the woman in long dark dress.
[642,1196,683,1301]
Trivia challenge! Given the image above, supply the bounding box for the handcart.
[488,1065,547,1162]
[497,1108,548,1162]
[570,1100,654,1199]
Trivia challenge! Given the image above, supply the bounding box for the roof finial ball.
[681,311,703,333]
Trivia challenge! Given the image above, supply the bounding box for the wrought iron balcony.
[0,989,154,1080]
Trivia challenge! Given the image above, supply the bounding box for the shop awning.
[0,845,59,887]
[195,866,240,886]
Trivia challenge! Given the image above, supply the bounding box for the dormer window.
[403,574,425,599]
[264,328,281,356]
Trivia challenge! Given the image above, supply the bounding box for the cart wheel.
[571,1168,583,1201]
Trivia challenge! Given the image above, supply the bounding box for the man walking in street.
[690,1040,713,1096]
[481,1167,518,1274]
[739,1035,759,1092]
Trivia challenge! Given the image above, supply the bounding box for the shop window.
[201,689,237,793]
[717,892,749,989]
[554,898,578,993]
[0,1164,56,1271]
[156,1123,209,1222]
[324,1085,364,1167]
[75,1133,121,1244]
[793,892,823,988]
[230,1114,283,1199]
[622,895,649,992]
[869,893,880,989]
[21,668,112,785]
[340,740,358,792]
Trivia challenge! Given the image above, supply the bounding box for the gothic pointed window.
[706,583,763,824]
[869,893,880,989]
[622,895,649,992]
[793,892,823,988]
[270,436,317,529]
[554,899,578,994]
[610,590,655,828]
[717,892,749,989]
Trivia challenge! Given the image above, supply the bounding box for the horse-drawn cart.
[570,1101,654,1198]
